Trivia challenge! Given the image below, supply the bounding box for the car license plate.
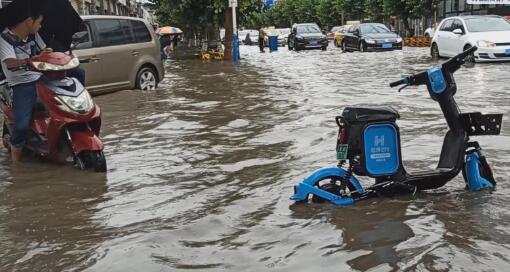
[309,40,318,45]
[506,49,510,56]
[382,43,393,49]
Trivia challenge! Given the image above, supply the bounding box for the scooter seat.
[342,106,400,124]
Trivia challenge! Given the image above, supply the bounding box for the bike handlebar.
[7,64,29,72]
[389,46,478,89]
[451,46,477,62]
[389,78,408,88]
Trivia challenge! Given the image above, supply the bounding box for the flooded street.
[1,46,510,271]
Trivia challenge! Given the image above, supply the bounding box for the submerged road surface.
[1,46,510,271]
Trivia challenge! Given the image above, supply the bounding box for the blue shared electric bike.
[291,47,503,206]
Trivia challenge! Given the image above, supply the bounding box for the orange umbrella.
[156,26,183,35]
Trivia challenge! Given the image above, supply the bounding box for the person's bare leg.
[10,145,22,162]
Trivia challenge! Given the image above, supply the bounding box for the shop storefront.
[439,0,510,18]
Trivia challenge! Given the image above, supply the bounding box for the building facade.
[438,0,510,18]
[0,0,12,8]
[69,0,143,17]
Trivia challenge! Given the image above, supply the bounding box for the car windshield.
[297,25,321,34]
[249,30,259,36]
[465,17,510,32]
[360,24,390,34]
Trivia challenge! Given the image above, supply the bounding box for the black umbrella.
[0,0,83,51]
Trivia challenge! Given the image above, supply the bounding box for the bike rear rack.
[460,112,503,136]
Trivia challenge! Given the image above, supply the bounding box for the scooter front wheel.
[311,175,360,203]
[76,151,107,172]
[291,167,364,206]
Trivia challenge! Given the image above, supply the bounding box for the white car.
[431,15,510,62]
[424,27,435,37]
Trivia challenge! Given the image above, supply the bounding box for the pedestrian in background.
[258,28,265,53]
[159,34,172,60]
[171,34,179,50]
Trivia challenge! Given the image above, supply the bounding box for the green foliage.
[152,0,439,34]
[153,0,264,30]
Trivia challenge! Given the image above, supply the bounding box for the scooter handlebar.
[7,64,29,72]
[390,46,477,89]
[454,46,477,61]
[443,46,478,72]
[389,78,407,88]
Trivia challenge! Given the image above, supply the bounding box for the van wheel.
[136,67,158,91]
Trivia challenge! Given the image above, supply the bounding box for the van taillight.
[338,128,346,144]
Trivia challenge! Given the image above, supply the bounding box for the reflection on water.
[1,46,509,271]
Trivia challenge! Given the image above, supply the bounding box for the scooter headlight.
[57,91,93,114]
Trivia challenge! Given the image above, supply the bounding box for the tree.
[382,0,440,35]
[364,0,384,22]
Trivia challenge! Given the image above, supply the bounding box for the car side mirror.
[452,28,464,35]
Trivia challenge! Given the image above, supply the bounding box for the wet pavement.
[1,45,510,271]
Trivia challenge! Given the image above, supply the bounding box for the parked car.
[431,15,510,62]
[333,25,352,47]
[327,26,343,40]
[424,27,435,37]
[287,23,328,51]
[72,16,164,95]
[341,23,403,52]
[276,28,291,46]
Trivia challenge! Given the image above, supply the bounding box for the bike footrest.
[460,112,503,136]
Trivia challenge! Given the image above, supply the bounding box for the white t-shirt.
[0,29,45,86]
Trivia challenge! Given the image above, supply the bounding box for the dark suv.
[288,23,328,51]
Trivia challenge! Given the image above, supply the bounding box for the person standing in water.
[258,28,265,53]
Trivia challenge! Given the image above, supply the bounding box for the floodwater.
[1,46,510,271]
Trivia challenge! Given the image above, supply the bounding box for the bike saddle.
[342,106,400,123]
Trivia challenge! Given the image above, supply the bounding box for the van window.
[95,19,134,46]
[72,23,93,50]
[131,20,152,43]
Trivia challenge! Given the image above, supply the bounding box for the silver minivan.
[73,16,164,95]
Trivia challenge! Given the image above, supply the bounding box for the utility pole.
[229,0,239,64]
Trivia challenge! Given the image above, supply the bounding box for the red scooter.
[0,52,106,172]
